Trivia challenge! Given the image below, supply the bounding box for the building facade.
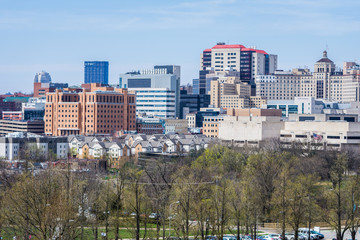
[0,132,68,160]
[34,82,69,98]
[134,88,176,118]
[208,72,266,109]
[0,119,44,135]
[22,97,46,120]
[164,119,188,134]
[203,115,225,138]
[84,61,109,85]
[2,111,23,120]
[280,121,360,151]
[44,84,136,136]
[256,51,360,103]
[0,97,21,119]
[180,89,210,119]
[186,107,224,128]
[199,43,277,94]
[218,116,284,146]
[136,117,164,134]
[119,66,180,118]
[264,97,323,117]
[2,97,45,121]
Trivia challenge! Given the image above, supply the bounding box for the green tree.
[2,169,79,240]
[321,153,350,240]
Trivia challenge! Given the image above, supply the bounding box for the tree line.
[1,142,360,240]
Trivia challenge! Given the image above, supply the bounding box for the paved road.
[259,228,359,240]
[321,229,356,240]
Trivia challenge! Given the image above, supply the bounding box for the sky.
[0,0,360,94]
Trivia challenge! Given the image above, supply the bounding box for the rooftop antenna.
[326,43,329,52]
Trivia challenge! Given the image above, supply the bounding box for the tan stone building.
[256,51,360,103]
[44,83,136,136]
[203,115,224,138]
[209,73,266,109]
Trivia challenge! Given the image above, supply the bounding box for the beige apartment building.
[44,84,136,136]
[256,51,360,102]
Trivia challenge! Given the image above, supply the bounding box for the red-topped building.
[196,42,277,95]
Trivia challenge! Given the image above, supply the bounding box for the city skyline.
[0,0,360,93]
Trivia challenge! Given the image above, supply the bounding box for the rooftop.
[210,44,268,54]
[212,44,245,49]
[316,50,334,63]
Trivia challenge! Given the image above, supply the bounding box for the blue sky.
[0,0,360,93]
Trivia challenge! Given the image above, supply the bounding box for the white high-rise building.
[119,65,180,118]
[133,89,176,119]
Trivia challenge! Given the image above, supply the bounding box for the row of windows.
[137,109,175,113]
[137,100,175,103]
[204,129,218,133]
[137,105,174,107]
[137,95,175,98]
[281,135,360,140]
[136,90,174,93]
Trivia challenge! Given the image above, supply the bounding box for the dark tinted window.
[128,78,151,88]
[344,117,355,122]
[299,116,315,121]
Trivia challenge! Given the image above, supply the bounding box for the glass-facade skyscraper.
[84,61,109,84]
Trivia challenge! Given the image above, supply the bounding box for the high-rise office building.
[199,43,277,95]
[84,61,109,85]
[119,65,181,118]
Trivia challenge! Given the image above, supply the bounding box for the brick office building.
[44,84,136,136]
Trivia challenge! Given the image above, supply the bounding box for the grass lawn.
[1,227,259,239]
[1,228,176,239]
